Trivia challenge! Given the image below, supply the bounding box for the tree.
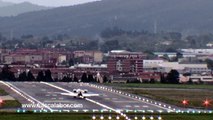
[61,75,72,82]
[144,50,156,59]
[165,48,177,52]
[54,78,59,82]
[81,73,88,82]
[166,69,180,84]
[150,78,155,84]
[68,59,75,66]
[101,27,125,38]
[186,36,197,46]
[101,40,121,52]
[103,75,108,83]
[205,59,213,69]
[44,70,53,82]
[0,33,2,41]
[162,54,170,61]
[160,74,167,83]
[168,32,182,40]
[176,52,183,59]
[60,60,66,65]
[67,76,73,82]
[36,71,45,81]
[42,36,50,41]
[187,78,193,84]
[27,71,35,81]
[62,76,68,82]
[21,34,34,39]
[73,75,79,82]
[0,65,16,81]
[86,40,99,50]
[18,72,27,81]
[88,74,94,82]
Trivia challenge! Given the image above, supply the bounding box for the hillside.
[0,2,50,17]
[0,0,14,7]
[0,0,213,37]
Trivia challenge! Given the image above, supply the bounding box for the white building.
[143,61,211,74]
[159,62,210,74]
[58,55,67,63]
[206,43,213,47]
[180,75,213,84]
[180,49,213,55]
[181,64,211,74]
[153,52,177,58]
[70,64,107,69]
[189,75,213,83]
[143,60,165,72]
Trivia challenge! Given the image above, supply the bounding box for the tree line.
[0,65,207,84]
[1,27,213,53]
[0,65,109,83]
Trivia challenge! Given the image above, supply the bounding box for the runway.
[0,81,202,113]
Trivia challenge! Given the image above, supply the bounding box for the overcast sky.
[2,0,100,7]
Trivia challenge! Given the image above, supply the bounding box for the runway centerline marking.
[44,100,72,103]
[114,101,139,103]
[41,82,131,120]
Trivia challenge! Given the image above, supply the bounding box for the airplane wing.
[60,92,77,96]
[83,93,99,97]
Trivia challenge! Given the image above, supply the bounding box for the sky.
[2,0,100,7]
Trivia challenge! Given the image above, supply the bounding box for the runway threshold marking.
[41,82,131,120]
[44,100,71,103]
[0,81,34,103]
[0,81,54,111]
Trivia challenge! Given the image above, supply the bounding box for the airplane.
[60,89,99,98]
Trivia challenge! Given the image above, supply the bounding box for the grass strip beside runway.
[119,88,213,109]
[107,83,213,109]
[105,83,213,90]
[0,113,212,120]
[0,88,8,96]
[1,100,21,108]
[0,87,21,108]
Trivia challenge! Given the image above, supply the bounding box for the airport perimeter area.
[0,81,213,120]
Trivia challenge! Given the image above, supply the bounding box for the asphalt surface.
[0,82,205,113]
[54,82,174,111]
[8,82,102,111]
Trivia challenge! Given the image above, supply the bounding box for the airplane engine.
[83,89,88,93]
[73,89,77,93]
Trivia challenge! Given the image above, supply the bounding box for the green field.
[0,88,21,108]
[162,114,213,120]
[0,113,212,120]
[0,88,8,96]
[105,83,213,109]
[105,83,213,89]
[1,100,21,108]
[0,83,213,120]
[0,113,90,120]
[122,88,213,109]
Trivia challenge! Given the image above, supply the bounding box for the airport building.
[143,61,211,74]
[73,50,103,63]
[107,50,146,75]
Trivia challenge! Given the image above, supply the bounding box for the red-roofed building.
[1,48,73,67]
[107,50,146,75]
